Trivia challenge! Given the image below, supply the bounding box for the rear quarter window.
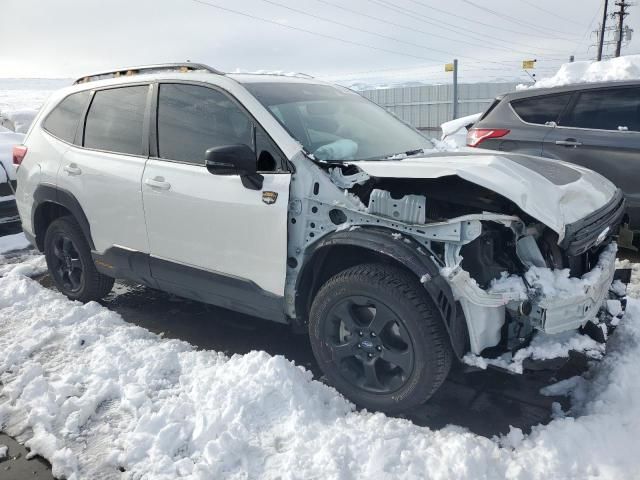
[42,91,91,143]
[510,93,573,125]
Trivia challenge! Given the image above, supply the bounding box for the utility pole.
[452,59,458,120]
[614,1,631,57]
[598,0,609,60]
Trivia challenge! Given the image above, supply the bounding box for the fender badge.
[262,191,278,205]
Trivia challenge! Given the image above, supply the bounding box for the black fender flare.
[32,184,95,250]
[296,227,469,358]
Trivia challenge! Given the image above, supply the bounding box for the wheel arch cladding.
[296,227,469,358]
[32,185,95,251]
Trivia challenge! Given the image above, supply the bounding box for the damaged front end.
[288,155,629,365]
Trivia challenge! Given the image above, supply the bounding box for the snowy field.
[2,73,640,479]
[1,235,640,479]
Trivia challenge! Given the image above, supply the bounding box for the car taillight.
[12,145,28,166]
[466,128,510,147]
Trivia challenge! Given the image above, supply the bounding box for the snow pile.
[1,262,640,479]
[440,112,482,147]
[0,443,7,460]
[518,55,640,90]
[0,234,46,278]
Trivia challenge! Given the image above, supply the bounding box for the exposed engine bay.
[285,157,626,359]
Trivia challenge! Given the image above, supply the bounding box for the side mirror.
[205,144,263,190]
[205,144,257,176]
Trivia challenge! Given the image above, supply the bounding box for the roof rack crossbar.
[73,63,224,85]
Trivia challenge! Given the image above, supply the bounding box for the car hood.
[351,151,618,241]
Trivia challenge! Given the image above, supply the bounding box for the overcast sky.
[2,0,638,85]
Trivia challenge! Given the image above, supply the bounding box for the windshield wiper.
[382,148,427,160]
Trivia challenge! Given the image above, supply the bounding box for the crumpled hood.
[351,151,618,240]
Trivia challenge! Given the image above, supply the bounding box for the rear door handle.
[555,139,582,147]
[144,177,171,190]
[63,164,82,175]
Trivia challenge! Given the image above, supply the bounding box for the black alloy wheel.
[49,232,84,293]
[324,295,415,394]
[44,216,114,302]
[309,263,452,413]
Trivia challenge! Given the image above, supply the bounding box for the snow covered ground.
[1,235,640,479]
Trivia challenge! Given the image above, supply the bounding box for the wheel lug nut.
[367,353,373,358]
[376,346,382,352]
[357,343,362,348]
[370,332,376,337]
[359,331,364,336]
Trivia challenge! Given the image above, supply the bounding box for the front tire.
[44,216,114,302]
[309,263,452,414]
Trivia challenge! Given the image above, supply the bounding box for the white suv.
[14,63,627,412]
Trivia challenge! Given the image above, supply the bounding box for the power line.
[573,0,604,56]
[364,0,579,65]
[314,0,563,57]
[516,0,587,27]
[186,0,443,62]
[460,0,582,38]
[254,0,527,62]
[404,0,582,43]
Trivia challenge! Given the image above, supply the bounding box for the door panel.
[542,86,640,227]
[56,85,150,253]
[57,148,149,252]
[142,160,290,296]
[542,128,640,226]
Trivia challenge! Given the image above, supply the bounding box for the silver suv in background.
[467,81,640,231]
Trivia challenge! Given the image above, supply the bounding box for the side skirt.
[92,247,287,324]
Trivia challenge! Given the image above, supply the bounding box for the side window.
[511,93,572,125]
[561,87,640,132]
[43,91,91,143]
[157,84,254,165]
[84,85,148,155]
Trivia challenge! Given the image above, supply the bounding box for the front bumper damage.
[442,242,622,355]
[529,247,617,335]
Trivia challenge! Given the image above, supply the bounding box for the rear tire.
[309,263,452,413]
[44,216,114,302]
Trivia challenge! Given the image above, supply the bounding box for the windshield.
[242,82,433,161]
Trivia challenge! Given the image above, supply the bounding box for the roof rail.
[232,71,315,79]
[73,63,224,85]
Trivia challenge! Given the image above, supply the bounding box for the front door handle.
[144,177,171,190]
[555,139,583,147]
[63,164,82,176]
